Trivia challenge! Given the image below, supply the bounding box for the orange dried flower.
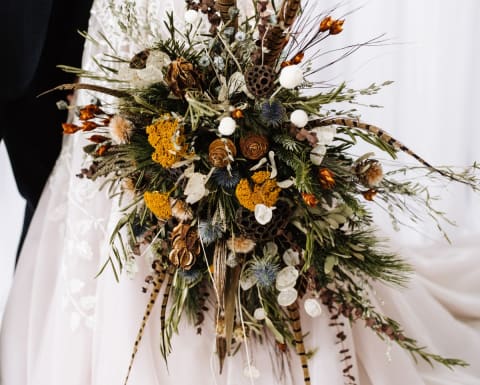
[79,104,103,121]
[82,121,99,132]
[231,109,244,119]
[330,19,345,35]
[302,193,318,207]
[96,144,110,156]
[319,16,333,32]
[62,123,81,134]
[88,135,109,143]
[292,52,304,64]
[319,168,335,189]
[362,189,377,201]
[280,61,292,68]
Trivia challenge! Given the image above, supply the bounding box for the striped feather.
[215,0,237,25]
[124,261,166,385]
[262,0,302,67]
[311,118,448,177]
[159,265,175,359]
[287,301,311,385]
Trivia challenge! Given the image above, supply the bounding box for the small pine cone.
[209,138,237,167]
[239,134,269,160]
[355,159,384,187]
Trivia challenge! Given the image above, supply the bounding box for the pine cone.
[240,134,269,160]
[209,138,237,167]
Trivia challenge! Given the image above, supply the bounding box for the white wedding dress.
[1,1,480,385]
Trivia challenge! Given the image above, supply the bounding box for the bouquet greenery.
[56,1,479,384]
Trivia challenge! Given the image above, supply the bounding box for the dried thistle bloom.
[260,100,285,128]
[211,168,241,190]
[251,258,279,288]
[109,115,133,144]
[227,236,256,254]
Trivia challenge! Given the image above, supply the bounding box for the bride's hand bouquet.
[57,1,479,383]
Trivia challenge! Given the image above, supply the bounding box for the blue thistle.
[178,269,202,285]
[251,259,279,289]
[198,55,210,68]
[260,100,286,128]
[212,168,241,190]
[198,220,224,246]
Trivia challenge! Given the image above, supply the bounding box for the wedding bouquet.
[57,1,479,384]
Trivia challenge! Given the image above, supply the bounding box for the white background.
[1,0,479,316]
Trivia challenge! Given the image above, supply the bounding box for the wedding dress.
[1,1,479,385]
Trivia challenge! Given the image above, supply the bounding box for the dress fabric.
[1,1,480,384]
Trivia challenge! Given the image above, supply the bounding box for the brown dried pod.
[165,57,202,97]
[209,138,237,167]
[244,65,276,98]
[239,134,269,160]
[129,49,151,69]
[169,223,200,270]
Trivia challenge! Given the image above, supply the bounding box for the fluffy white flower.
[254,204,274,225]
[310,144,326,166]
[283,248,300,266]
[243,365,260,379]
[279,64,304,89]
[218,116,236,136]
[185,9,199,24]
[277,287,298,306]
[290,109,309,128]
[184,172,209,204]
[311,125,336,145]
[109,115,133,144]
[304,298,323,318]
[276,266,299,291]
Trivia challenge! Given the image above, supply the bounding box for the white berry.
[218,117,236,136]
[290,109,309,128]
[279,65,304,89]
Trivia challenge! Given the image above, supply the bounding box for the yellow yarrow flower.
[235,171,281,211]
[144,191,172,219]
[146,116,188,168]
